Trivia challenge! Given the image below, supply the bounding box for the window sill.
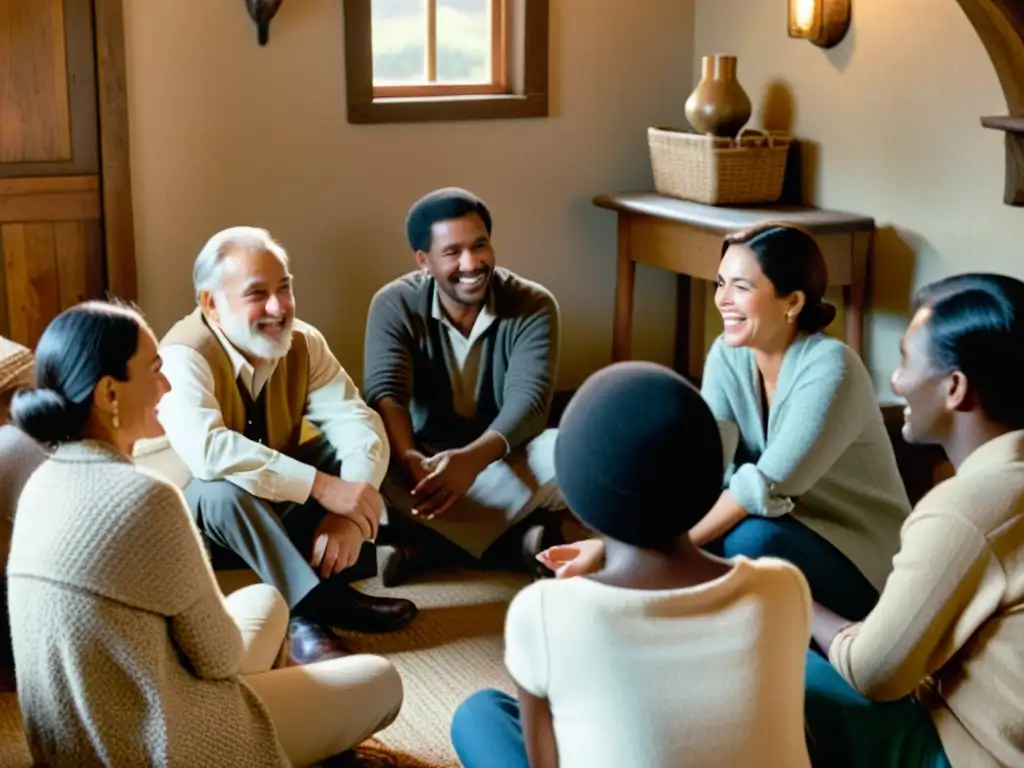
[347,93,548,124]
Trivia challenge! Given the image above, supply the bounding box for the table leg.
[843,229,872,360]
[674,275,707,382]
[612,215,635,362]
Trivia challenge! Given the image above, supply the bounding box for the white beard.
[213,295,294,360]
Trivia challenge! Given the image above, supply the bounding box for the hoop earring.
[112,400,121,431]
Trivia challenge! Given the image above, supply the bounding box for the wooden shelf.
[979,116,1024,206]
[981,116,1024,134]
[955,0,1024,205]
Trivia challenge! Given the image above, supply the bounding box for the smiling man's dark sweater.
[363,268,560,451]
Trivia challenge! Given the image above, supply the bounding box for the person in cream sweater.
[452,362,813,768]
[808,273,1024,768]
[7,301,402,767]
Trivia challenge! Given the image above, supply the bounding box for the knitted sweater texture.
[6,440,289,767]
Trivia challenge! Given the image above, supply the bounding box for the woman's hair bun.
[10,388,85,444]
[799,300,837,333]
[10,300,145,445]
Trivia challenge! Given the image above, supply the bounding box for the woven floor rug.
[0,564,528,768]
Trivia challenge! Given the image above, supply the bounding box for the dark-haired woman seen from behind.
[6,301,402,767]
[453,361,813,768]
[542,224,910,621]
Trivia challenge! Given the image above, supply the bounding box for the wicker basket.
[648,127,791,205]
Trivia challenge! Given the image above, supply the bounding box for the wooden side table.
[593,192,875,381]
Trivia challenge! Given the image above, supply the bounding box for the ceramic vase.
[684,54,752,137]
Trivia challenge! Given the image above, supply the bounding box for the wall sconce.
[788,0,851,48]
[245,0,283,46]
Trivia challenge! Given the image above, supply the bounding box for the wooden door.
[0,0,106,348]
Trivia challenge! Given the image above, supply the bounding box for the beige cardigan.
[6,440,289,767]
[830,429,1024,768]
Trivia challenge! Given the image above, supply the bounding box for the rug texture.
[0,565,527,767]
[341,568,528,767]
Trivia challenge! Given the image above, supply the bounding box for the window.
[370,0,507,97]
[343,0,549,124]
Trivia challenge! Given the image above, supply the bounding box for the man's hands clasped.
[407,448,482,520]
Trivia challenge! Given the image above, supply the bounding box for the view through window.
[371,0,506,94]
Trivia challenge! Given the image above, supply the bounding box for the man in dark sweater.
[364,187,566,584]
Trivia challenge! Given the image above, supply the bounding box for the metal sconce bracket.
[245,0,284,46]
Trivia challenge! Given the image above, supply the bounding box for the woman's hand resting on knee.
[536,538,605,578]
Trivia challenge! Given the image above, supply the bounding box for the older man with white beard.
[157,226,417,664]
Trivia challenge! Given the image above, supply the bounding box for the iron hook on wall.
[245,0,284,46]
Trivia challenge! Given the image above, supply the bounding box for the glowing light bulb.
[794,0,816,31]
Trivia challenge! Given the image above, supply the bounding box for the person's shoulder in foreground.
[913,430,1024,523]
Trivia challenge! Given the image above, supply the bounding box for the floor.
[0,563,528,768]
[341,566,530,767]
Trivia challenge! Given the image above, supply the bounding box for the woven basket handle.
[737,128,773,147]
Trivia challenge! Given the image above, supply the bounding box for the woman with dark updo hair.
[541,224,910,621]
[693,223,911,618]
[6,301,401,767]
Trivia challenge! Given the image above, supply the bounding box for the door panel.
[0,218,103,345]
[0,176,101,222]
[0,0,105,346]
[0,1,72,162]
[0,0,99,176]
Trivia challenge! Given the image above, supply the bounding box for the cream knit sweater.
[6,440,289,767]
[505,557,813,768]
[829,429,1024,768]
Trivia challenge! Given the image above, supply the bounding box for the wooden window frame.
[344,0,549,124]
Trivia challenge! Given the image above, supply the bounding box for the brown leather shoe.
[380,544,428,588]
[288,616,349,665]
[325,584,418,634]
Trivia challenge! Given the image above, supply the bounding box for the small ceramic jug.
[684,54,752,137]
